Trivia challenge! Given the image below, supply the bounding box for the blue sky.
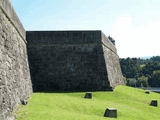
[10,0,160,58]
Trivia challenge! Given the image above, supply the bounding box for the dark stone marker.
[84,92,92,99]
[21,100,28,105]
[145,90,150,94]
[150,99,158,107]
[104,108,117,118]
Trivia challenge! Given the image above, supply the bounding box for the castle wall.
[0,0,32,119]
[101,32,124,88]
[26,31,124,92]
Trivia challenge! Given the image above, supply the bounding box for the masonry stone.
[0,0,32,120]
[26,31,124,92]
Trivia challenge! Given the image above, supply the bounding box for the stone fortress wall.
[0,0,124,119]
[101,32,124,88]
[27,31,124,92]
[0,0,32,119]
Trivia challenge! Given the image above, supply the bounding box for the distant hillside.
[140,56,151,59]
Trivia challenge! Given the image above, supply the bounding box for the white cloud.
[114,16,160,58]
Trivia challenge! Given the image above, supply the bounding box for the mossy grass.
[15,86,160,120]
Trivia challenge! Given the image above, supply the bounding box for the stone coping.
[0,0,26,42]
[27,30,117,55]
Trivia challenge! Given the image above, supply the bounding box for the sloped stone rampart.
[26,31,124,92]
[0,0,32,119]
[101,32,124,88]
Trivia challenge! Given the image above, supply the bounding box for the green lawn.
[15,86,160,120]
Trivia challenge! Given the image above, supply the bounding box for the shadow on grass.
[33,89,114,93]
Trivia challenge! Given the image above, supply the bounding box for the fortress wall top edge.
[101,31,117,54]
[27,30,102,32]
[26,31,117,53]
[0,0,26,40]
[26,30,102,44]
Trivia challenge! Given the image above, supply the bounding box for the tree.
[119,57,160,87]
[126,78,136,87]
[150,56,160,62]
[137,76,148,87]
[120,57,140,78]
[148,70,160,87]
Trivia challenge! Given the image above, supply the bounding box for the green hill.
[15,86,160,120]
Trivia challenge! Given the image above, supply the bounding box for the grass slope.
[15,86,160,120]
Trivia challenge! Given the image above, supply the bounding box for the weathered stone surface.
[26,31,124,92]
[0,0,26,40]
[0,0,32,120]
[104,108,117,118]
[101,32,124,88]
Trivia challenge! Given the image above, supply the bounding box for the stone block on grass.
[145,90,150,94]
[84,92,92,99]
[104,108,117,118]
[150,99,158,107]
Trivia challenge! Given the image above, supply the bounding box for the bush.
[126,78,136,87]
[137,76,148,87]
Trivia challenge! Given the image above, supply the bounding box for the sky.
[10,0,160,58]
